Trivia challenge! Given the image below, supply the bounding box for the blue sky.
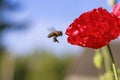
[2,0,119,55]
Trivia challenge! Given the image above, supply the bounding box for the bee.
[47,27,63,43]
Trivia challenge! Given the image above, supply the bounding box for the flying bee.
[47,27,63,43]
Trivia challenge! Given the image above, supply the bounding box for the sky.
[2,0,120,56]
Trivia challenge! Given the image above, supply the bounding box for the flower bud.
[93,49,103,69]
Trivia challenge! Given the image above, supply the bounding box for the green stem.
[107,44,119,80]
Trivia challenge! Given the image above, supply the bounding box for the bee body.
[48,31,62,38]
[47,31,63,43]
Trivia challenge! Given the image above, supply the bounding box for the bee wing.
[47,26,56,32]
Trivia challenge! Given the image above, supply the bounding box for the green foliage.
[14,52,73,80]
[99,71,114,80]
[14,58,29,80]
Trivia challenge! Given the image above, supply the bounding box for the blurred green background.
[0,51,73,80]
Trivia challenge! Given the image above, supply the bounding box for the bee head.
[59,31,63,36]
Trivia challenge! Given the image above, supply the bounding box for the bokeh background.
[0,0,120,80]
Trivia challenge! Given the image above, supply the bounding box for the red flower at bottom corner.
[65,7,120,49]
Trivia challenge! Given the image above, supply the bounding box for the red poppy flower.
[66,7,120,49]
[112,2,120,18]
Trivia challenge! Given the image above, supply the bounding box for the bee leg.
[53,37,59,43]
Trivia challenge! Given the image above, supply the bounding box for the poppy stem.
[107,44,119,80]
